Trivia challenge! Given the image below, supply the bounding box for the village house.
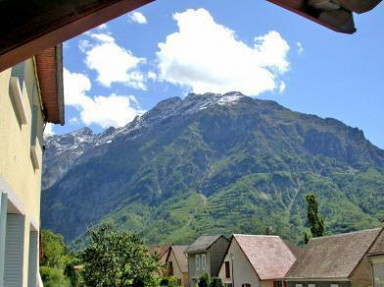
[186,235,229,286]
[286,228,384,287]
[367,228,384,287]
[148,244,172,274]
[0,47,63,286]
[165,245,189,286]
[218,234,297,287]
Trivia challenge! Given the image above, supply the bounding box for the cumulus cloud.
[156,9,290,96]
[297,42,304,54]
[80,32,146,89]
[279,82,286,94]
[129,12,147,24]
[64,68,143,128]
[44,123,55,136]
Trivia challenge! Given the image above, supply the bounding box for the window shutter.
[28,231,38,287]
[0,193,8,285]
[4,214,25,287]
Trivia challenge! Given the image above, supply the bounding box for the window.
[275,282,283,287]
[225,261,231,278]
[168,261,173,276]
[225,284,233,287]
[195,254,201,270]
[308,284,316,287]
[242,284,251,287]
[330,284,339,287]
[201,254,206,270]
[295,284,303,287]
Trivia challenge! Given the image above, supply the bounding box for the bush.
[198,274,209,287]
[210,277,223,287]
[40,266,69,287]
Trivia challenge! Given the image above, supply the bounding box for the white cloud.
[44,123,55,136]
[279,81,286,94]
[69,117,79,125]
[147,71,158,81]
[80,32,146,89]
[156,9,290,96]
[97,23,108,31]
[129,12,147,24]
[63,68,143,128]
[297,42,304,54]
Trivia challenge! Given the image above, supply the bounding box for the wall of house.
[218,238,261,287]
[370,256,384,287]
[0,59,44,287]
[188,252,210,286]
[287,281,351,287]
[210,237,229,277]
[351,258,374,287]
[168,249,188,286]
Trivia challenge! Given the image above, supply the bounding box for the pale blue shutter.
[28,231,38,287]
[4,214,25,287]
[0,193,8,286]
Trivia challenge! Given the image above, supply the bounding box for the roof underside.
[0,0,154,72]
[235,235,296,280]
[288,229,381,280]
[35,46,64,124]
[266,0,382,34]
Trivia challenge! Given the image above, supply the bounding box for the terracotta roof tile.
[234,235,296,280]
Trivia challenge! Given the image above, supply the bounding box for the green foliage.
[159,276,181,287]
[41,230,67,268]
[304,232,309,244]
[199,274,210,287]
[210,277,224,287]
[306,194,326,237]
[40,230,79,287]
[81,221,159,287]
[40,266,70,287]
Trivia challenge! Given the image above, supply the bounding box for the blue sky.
[48,0,384,149]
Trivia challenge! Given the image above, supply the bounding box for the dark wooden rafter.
[0,0,155,73]
[266,0,356,34]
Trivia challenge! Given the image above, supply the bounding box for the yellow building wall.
[0,58,45,287]
[351,258,374,287]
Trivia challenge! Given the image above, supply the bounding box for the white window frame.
[295,284,303,287]
[196,254,201,270]
[201,254,206,270]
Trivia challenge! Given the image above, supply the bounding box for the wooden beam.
[0,0,155,72]
[266,0,356,34]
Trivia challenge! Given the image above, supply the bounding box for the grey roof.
[368,227,384,256]
[185,235,225,254]
[287,228,381,280]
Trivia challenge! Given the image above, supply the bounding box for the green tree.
[304,232,310,244]
[81,221,159,287]
[198,274,210,287]
[306,194,326,238]
[40,230,70,287]
[210,277,223,287]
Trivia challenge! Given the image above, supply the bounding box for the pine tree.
[306,194,326,238]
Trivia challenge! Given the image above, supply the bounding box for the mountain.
[42,92,384,245]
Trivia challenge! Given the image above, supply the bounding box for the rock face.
[42,92,384,245]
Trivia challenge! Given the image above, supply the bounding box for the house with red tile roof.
[218,234,297,287]
[165,245,189,286]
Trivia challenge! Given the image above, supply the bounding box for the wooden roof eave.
[0,0,155,73]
